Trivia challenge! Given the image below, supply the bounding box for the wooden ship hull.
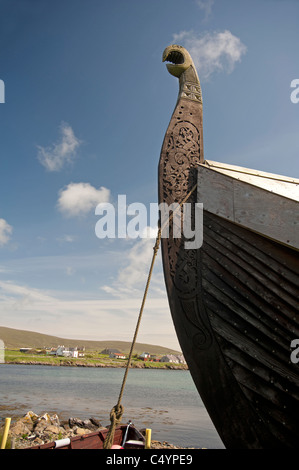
[28,424,145,449]
[159,45,299,449]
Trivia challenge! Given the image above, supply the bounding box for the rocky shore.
[1,411,184,449]
[5,359,188,370]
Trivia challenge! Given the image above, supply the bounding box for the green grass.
[4,349,187,369]
[5,349,113,366]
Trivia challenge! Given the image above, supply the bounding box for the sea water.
[0,364,224,448]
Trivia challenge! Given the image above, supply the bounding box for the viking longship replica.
[158,45,299,449]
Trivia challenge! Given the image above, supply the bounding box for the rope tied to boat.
[103,183,197,449]
[102,404,124,449]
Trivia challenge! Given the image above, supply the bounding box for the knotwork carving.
[163,120,201,201]
[180,81,202,103]
[159,47,213,357]
[162,120,201,295]
[160,113,213,350]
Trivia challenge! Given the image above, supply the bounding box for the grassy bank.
[4,349,188,370]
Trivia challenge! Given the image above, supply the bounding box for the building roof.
[101,348,121,354]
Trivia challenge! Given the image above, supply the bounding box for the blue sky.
[0,0,298,349]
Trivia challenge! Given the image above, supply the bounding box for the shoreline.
[3,359,188,370]
[1,411,188,449]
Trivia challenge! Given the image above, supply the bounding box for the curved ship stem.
[158,45,299,449]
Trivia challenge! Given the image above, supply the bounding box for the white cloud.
[196,0,214,20]
[0,280,54,308]
[102,231,164,299]
[117,239,157,290]
[0,279,179,349]
[66,266,76,276]
[173,30,247,80]
[37,122,82,171]
[57,182,110,217]
[0,218,12,246]
[56,234,76,243]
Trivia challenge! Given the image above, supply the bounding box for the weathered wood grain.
[198,165,299,250]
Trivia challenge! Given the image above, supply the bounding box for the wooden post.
[145,428,151,449]
[1,418,11,449]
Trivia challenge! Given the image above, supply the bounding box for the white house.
[160,354,179,363]
[55,346,78,358]
[69,348,78,358]
[160,354,187,364]
[160,354,186,364]
[176,354,186,364]
[109,352,126,359]
[139,352,150,360]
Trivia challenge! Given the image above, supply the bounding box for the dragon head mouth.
[162,45,193,77]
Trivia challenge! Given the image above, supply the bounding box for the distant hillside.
[0,326,180,355]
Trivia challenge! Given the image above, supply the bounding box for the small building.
[55,345,78,358]
[49,348,58,355]
[139,352,150,361]
[160,354,186,364]
[160,354,180,363]
[69,348,78,358]
[151,355,161,362]
[176,354,186,364]
[109,352,126,359]
[101,348,121,355]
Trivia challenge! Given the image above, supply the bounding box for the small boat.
[158,45,299,449]
[28,423,145,449]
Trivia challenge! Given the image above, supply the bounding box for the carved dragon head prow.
[162,45,193,75]
[162,44,202,103]
[163,44,200,80]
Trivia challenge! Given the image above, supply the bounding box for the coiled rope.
[103,183,197,449]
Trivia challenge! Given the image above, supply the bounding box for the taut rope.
[103,183,197,448]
